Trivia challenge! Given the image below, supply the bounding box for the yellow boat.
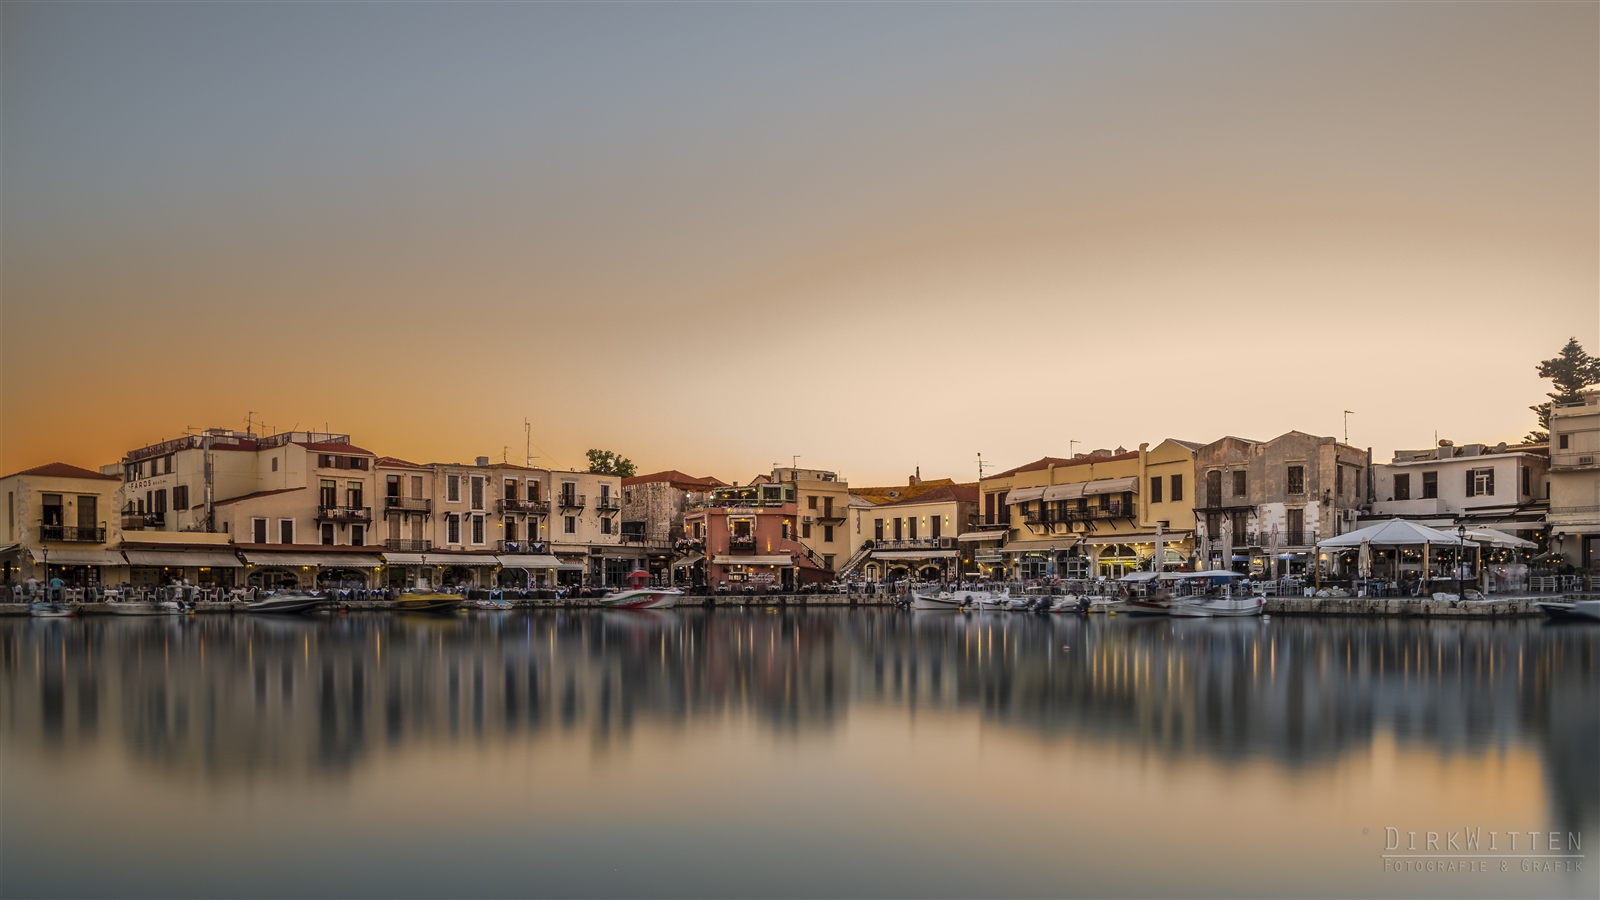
[390,592,464,614]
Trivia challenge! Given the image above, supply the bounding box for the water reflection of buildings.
[0,611,1593,833]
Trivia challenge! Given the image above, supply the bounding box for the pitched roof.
[214,487,307,506]
[851,478,970,506]
[1166,439,1206,451]
[869,482,979,508]
[987,452,1138,480]
[375,456,428,469]
[294,442,373,455]
[3,462,121,482]
[622,470,728,490]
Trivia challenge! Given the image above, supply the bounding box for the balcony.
[39,525,107,543]
[317,505,372,523]
[121,511,164,530]
[385,538,432,552]
[497,540,548,554]
[383,496,433,514]
[874,536,957,551]
[1549,504,1600,522]
[1550,451,1600,470]
[594,496,621,514]
[497,498,551,516]
[558,494,586,510]
[728,535,757,552]
[619,535,674,550]
[812,510,846,524]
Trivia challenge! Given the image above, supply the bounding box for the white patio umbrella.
[1318,518,1466,548]
[1152,522,1165,574]
[1358,538,1372,578]
[1462,526,1538,549]
[1268,525,1280,580]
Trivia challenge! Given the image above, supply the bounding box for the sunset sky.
[3,2,1596,484]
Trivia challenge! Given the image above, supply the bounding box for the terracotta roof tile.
[623,470,728,489]
[295,442,373,455]
[3,462,121,482]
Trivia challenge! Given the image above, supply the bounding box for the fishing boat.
[246,592,326,614]
[474,596,514,610]
[391,592,465,614]
[1086,596,1127,614]
[105,599,183,616]
[911,589,989,610]
[597,570,682,610]
[29,600,73,618]
[1167,572,1265,617]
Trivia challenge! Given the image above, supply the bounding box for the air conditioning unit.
[802,515,814,524]
[1342,509,1358,523]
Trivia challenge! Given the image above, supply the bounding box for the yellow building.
[841,478,979,582]
[974,440,1200,580]
[1,462,127,587]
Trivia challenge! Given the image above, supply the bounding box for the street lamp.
[1457,524,1469,591]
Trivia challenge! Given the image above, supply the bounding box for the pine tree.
[1527,337,1600,442]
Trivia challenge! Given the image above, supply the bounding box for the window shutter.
[1485,468,1494,496]
[1465,470,1474,498]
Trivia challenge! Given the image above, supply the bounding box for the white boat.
[105,600,182,616]
[30,601,73,618]
[474,597,514,610]
[1575,600,1600,622]
[911,589,989,610]
[1086,597,1126,614]
[1050,596,1084,613]
[1169,595,1266,618]
[1005,596,1036,612]
[246,592,326,614]
[597,588,681,610]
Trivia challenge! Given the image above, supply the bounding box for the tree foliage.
[586,449,637,478]
[1528,337,1600,442]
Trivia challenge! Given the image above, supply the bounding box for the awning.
[1082,476,1138,495]
[27,548,126,566]
[1550,524,1600,536]
[957,531,1008,542]
[125,549,244,568]
[241,552,383,568]
[1084,532,1190,545]
[381,552,426,565]
[1004,486,1045,505]
[1041,483,1087,502]
[498,554,562,568]
[874,549,958,559]
[672,553,705,568]
[712,555,792,566]
[549,543,590,555]
[556,563,587,572]
[423,554,500,566]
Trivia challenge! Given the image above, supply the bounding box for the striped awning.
[957,531,1008,542]
[27,548,127,566]
[1004,486,1045,505]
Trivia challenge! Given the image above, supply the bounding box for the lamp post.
[1457,524,1469,593]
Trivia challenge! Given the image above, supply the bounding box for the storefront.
[241,551,383,589]
[124,548,244,587]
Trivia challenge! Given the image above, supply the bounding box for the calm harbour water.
[1,608,1595,899]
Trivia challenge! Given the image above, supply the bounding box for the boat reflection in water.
[1,610,1594,898]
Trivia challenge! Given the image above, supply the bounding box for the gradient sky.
[3,2,1596,484]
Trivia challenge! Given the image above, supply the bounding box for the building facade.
[621,470,726,584]
[1548,392,1600,569]
[1367,440,1549,539]
[0,463,126,587]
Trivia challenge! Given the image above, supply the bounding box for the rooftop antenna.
[976,452,989,481]
[1069,439,1080,456]
[503,446,509,464]
[245,411,254,435]
[1343,410,1354,443]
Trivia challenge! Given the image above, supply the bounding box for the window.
[1335,465,1344,495]
[599,517,612,536]
[807,495,818,509]
[279,519,295,544]
[504,479,518,500]
[1522,465,1530,496]
[351,524,364,545]
[472,514,485,544]
[321,523,335,545]
[154,489,167,514]
[1286,466,1304,495]
[529,480,541,502]
[1286,508,1304,544]
[321,479,338,508]
[930,515,941,539]
[387,475,400,497]
[1421,471,1438,499]
[253,519,268,543]
[801,522,811,539]
[1204,512,1222,539]
[410,475,424,499]
[564,516,576,534]
[271,457,278,472]
[1230,510,1248,541]
[350,456,368,471]
[505,517,517,542]
[693,522,703,539]
[1150,476,1163,503]
[1559,434,1569,449]
[874,519,884,541]
[984,493,995,525]
[823,497,834,517]
[447,475,461,503]
[1170,474,1183,502]
[893,518,903,540]
[824,525,835,542]
[1393,473,1410,501]
[1467,467,1494,497]
[823,554,834,570]
[623,489,632,504]
[347,481,363,507]
[446,514,461,544]
[1205,470,1222,506]
[1232,470,1247,497]
[319,454,335,469]
[172,485,189,510]
[470,476,484,510]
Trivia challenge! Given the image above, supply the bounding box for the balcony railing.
[874,536,957,551]
[558,494,586,510]
[619,535,675,550]
[383,496,433,513]
[121,512,165,529]
[728,535,757,552]
[1549,504,1600,518]
[317,505,372,522]
[1550,451,1600,469]
[497,498,551,515]
[384,539,432,552]
[497,540,548,554]
[812,511,846,524]
[39,525,107,543]
[594,496,621,513]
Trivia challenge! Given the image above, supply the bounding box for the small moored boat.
[30,600,73,618]
[598,570,681,610]
[391,592,465,614]
[246,592,326,615]
[105,600,183,616]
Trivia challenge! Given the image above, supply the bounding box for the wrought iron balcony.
[383,496,432,514]
[317,505,372,522]
[874,536,957,551]
[594,495,622,513]
[39,525,107,543]
[497,498,551,515]
[385,538,432,552]
[558,493,586,510]
[728,535,757,552]
[497,540,548,554]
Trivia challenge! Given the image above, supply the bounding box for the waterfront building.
[976,440,1200,580]
[1193,431,1368,575]
[1547,391,1600,569]
[621,470,726,584]
[0,463,126,587]
[773,466,852,573]
[841,477,978,582]
[683,474,833,591]
[546,468,640,587]
[1365,440,1549,541]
